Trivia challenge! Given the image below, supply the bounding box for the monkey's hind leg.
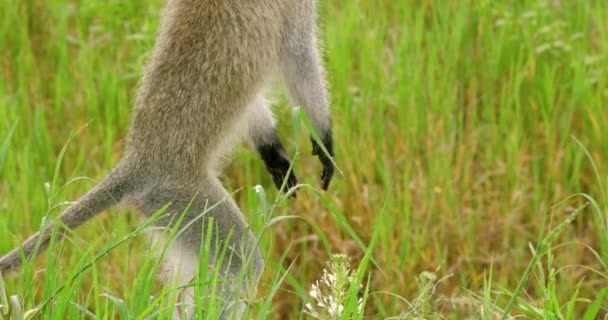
[246,95,298,193]
[137,182,263,320]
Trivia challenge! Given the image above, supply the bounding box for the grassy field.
[1,0,608,319]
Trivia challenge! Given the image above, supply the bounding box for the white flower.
[303,254,366,319]
[309,284,319,299]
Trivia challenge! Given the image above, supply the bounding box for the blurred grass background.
[1,0,607,318]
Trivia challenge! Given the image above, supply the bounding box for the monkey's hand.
[268,165,298,196]
[311,135,334,190]
[258,142,299,197]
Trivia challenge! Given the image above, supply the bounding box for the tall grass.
[1,0,607,318]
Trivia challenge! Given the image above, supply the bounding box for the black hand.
[311,133,334,190]
[257,140,298,197]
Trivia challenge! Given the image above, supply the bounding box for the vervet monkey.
[0,0,333,318]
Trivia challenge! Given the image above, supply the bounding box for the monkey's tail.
[0,160,136,275]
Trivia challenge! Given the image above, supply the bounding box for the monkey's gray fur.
[0,0,334,318]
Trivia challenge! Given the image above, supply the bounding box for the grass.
[1,0,608,318]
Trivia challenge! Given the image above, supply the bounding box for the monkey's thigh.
[136,183,264,290]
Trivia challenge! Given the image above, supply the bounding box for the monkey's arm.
[246,97,298,194]
[280,4,334,190]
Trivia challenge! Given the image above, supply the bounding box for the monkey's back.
[126,0,284,179]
